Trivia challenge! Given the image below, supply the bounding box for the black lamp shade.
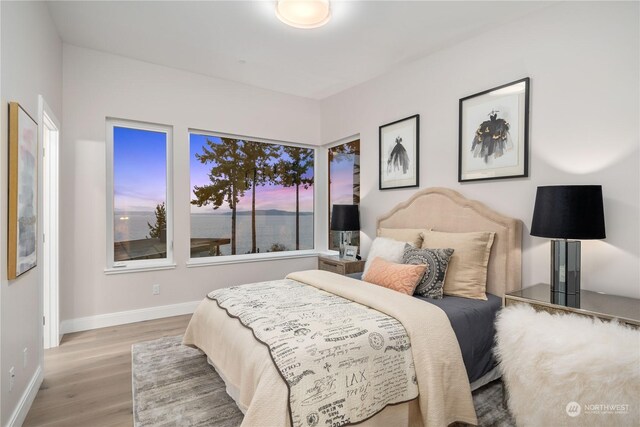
[331,205,360,231]
[531,185,606,240]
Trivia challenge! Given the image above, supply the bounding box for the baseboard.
[60,300,201,335]
[6,365,43,427]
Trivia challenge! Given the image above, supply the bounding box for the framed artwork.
[8,102,38,279]
[458,77,530,182]
[343,245,358,261]
[379,114,419,190]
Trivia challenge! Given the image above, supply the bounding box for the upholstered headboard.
[376,187,522,297]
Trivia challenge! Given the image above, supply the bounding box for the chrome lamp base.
[338,231,352,258]
[550,239,581,307]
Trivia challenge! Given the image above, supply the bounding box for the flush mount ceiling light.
[276,0,331,29]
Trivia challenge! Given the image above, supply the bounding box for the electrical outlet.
[9,367,15,392]
[23,348,28,368]
[152,284,160,295]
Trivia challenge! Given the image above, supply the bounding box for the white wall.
[321,2,640,298]
[60,45,323,322]
[0,1,63,425]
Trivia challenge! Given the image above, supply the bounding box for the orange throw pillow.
[362,257,426,295]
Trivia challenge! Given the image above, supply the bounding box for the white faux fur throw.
[495,304,640,427]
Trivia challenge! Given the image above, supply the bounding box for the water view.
[115,211,314,257]
[112,127,317,261]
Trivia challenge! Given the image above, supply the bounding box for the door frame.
[39,95,61,349]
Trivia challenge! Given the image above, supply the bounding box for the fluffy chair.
[495,304,639,427]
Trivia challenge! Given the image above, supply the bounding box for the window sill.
[104,263,177,275]
[186,250,320,268]
[322,250,340,257]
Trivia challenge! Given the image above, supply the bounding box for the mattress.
[346,272,501,383]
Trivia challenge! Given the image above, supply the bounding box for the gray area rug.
[132,336,515,426]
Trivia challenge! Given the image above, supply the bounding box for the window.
[328,139,360,250]
[189,132,314,258]
[106,119,173,269]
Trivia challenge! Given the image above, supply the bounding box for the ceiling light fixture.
[276,0,331,29]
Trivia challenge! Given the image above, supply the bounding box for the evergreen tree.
[147,202,166,239]
[277,146,314,250]
[241,141,277,253]
[191,138,246,255]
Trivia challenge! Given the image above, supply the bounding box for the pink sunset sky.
[190,134,356,213]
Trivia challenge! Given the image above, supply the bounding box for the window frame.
[105,118,174,273]
[186,128,317,264]
[327,137,360,251]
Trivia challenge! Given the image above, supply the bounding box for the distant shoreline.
[116,210,314,254]
[116,209,314,216]
[204,209,314,216]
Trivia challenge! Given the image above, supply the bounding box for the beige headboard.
[376,187,522,297]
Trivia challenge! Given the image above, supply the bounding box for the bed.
[183,187,522,427]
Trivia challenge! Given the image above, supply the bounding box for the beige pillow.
[421,230,495,300]
[362,257,426,295]
[378,228,430,248]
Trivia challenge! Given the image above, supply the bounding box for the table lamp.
[330,204,360,258]
[530,185,606,307]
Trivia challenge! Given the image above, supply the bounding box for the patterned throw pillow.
[402,245,454,299]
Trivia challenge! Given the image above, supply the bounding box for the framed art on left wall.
[8,102,38,279]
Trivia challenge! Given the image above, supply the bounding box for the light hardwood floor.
[23,315,192,427]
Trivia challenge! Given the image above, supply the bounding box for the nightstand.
[505,283,640,328]
[318,255,365,276]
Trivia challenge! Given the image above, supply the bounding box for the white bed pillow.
[362,237,407,277]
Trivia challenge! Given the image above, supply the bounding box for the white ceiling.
[47,1,553,100]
